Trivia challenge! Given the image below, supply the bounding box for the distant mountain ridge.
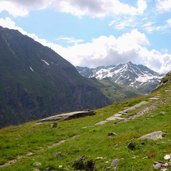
[77,62,163,93]
[0,26,110,128]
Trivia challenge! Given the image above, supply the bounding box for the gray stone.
[45,166,56,171]
[50,122,57,128]
[72,156,85,170]
[107,132,117,137]
[139,131,165,140]
[95,101,148,126]
[127,142,136,150]
[85,160,95,171]
[32,169,40,171]
[105,159,119,171]
[115,114,122,117]
[39,110,96,123]
[111,159,119,167]
[160,111,166,115]
[95,157,104,160]
[33,162,42,167]
[153,162,162,170]
[95,120,108,125]
[149,97,159,100]
[54,152,64,158]
[164,154,171,160]
[105,167,110,171]
[72,157,96,171]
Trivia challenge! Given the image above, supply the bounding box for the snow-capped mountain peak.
[76,62,163,92]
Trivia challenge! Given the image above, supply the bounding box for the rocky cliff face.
[0,26,110,128]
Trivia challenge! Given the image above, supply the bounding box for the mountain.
[90,77,141,102]
[77,62,163,93]
[0,72,171,170]
[0,26,110,128]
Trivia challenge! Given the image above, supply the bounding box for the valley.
[0,1,171,171]
[0,73,170,170]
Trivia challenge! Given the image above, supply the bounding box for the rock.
[105,159,119,171]
[153,162,162,170]
[139,131,165,140]
[163,163,169,167]
[165,90,171,92]
[107,132,117,137]
[160,111,166,115]
[132,156,137,159]
[45,166,56,171]
[127,142,136,150]
[39,110,96,123]
[54,152,64,158]
[72,157,96,171]
[161,169,168,171]
[27,152,33,156]
[140,141,145,145]
[153,161,170,170]
[111,159,119,168]
[95,120,108,126]
[85,160,95,171]
[72,156,85,170]
[105,167,111,171]
[58,165,63,168]
[50,122,57,128]
[95,157,104,160]
[149,97,159,100]
[33,162,42,167]
[164,154,171,160]
[115,114,122,117]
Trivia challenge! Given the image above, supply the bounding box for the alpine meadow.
[0,0,171,171]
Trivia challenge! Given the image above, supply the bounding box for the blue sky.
[0,0,171,73]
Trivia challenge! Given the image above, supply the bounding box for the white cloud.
[0,0,147,17]
[0,17,170,74]
[56,36,84,45]
[0,17,65,54]
[109,17,136,30]
[0,17,24,32]
[143,22,155,33]
[167,18,171,26]
[0,1,28,17]
[157,0,171,12]
[148,18,171,33]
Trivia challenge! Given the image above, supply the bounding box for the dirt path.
[0,135,79,168]
[114,104,157,124]
[95,101,149,126]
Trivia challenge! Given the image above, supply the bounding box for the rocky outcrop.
[39,110,96,123]
[139,131,165,140]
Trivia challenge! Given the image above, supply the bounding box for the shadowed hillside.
[0,26,110,128]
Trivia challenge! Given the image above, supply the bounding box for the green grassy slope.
[0,74,171,170]
[91,78,141,102]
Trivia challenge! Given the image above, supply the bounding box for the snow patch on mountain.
[29,66,34,72]
[41,59,50,66]
[76,62,163,92]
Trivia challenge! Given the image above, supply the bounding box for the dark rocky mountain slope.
[0,26,110,128]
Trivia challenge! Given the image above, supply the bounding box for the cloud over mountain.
[1,17,170,74]
[0,0,147,17]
